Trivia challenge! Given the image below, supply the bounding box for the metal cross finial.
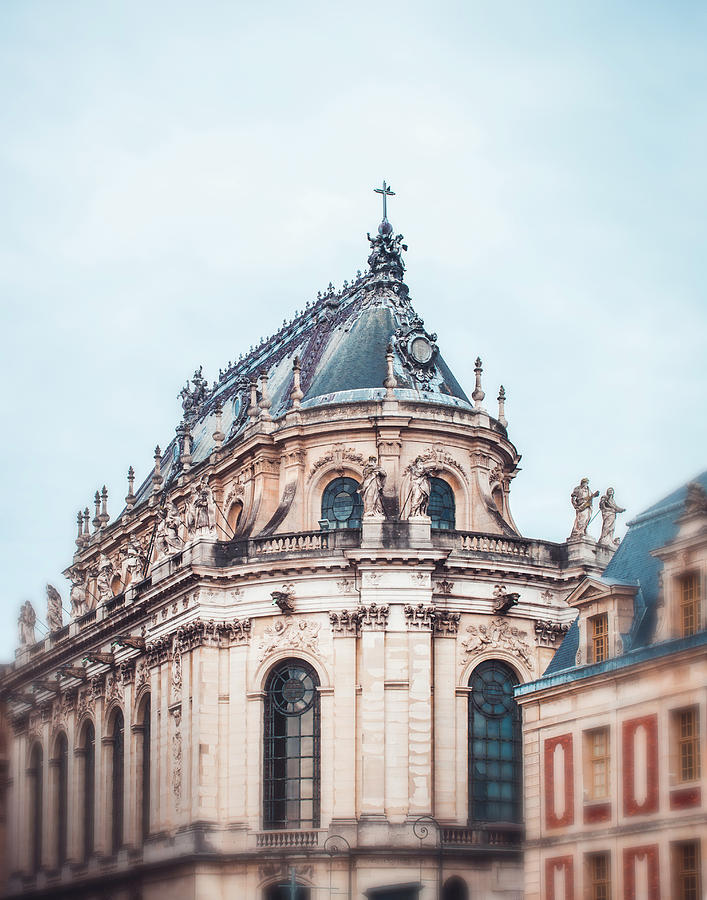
[374,180,395,221]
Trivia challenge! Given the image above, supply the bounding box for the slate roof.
[132,225,501,506]
[540,469,707,680]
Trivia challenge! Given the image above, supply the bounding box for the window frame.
[678,573,701,637]
[584,726,611,801]
[428,477,455,530]
[672,840,702,900]
[590,613,609,663]
[586,851,612,900]
[672,706,701,784]
[320,477,363,530]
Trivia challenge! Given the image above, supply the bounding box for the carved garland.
[460,617,534,671]
[309,444,366,478]
[406,444,468,484]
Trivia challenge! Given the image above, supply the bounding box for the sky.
[0,1,705,661]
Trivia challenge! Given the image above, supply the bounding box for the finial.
[374,180,395,235]
[472,357,485,410]
[125,466,136,509]
[290,356,304,409]
[177,422,192,471]
[497,386,507,428]
[83,508,90,543]
[383,342,397,398]
[92,491,101,531]
[212,397,225,448]
[99,485,109,526]
[259,371,272,421]
[152,446,163,493]
[76,511,84,548]
[247,379,259,421]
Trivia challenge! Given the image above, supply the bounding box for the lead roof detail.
[133,227,484,506]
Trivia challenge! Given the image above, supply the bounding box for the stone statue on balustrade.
[598,488,625,546]
[569,477,599,540]
[46,584,63,632]
[407,459,439,519]
[123,536,147,585]
[359,456,387,519]
[18,600,36,646]
[155,500,185,560]
[94,554,115,603]
[68,567,88,617]
[186,475,217,539]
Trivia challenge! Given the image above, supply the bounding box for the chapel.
[1,191,612,899]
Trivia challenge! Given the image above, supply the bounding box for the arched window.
[429,477,455,530]
[264,660,320,830]
[227,500,243,535]
[320,477,362,530]
[265,883,311,900]
[442,876,469,900]
[80,720,95,861]
[28,742,43,872]
[109,710,124,854]
[54,732,68,867]
[468,660,521,823]
[139,696,151,842]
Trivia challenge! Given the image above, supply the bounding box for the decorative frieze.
[146,635,173,667]
[534,620,570,647]
[135,658,150,692]
[405,603,437,629]
[176,617,252,651]
[171,707,182,808]
[434,579,454,596]
[309,444,365,478]
[433,611,461,635]
[258,619,320,662]
[460,617,534,671]
[407,443,468,484]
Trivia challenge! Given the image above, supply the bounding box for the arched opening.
[264,882,311,900]
[442,876,469,900]
[110,575,123,596]
[138,695,151,842]
[53,732,68,868]
[320,477,362,530]
[468,660,522,823]
[429,477,455,530]
[108,709,124,854]
[492,485,504,516]
[264,659,320,830]
[28,742,43,873]
[227,500,243,535]
[80,720,95,861]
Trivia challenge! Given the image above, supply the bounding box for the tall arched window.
[264,660,320,830]
[320,477,362,530]
[109,710,124,854]
[265,883,311,900]
[139,695,151,842]
[429,477,455,530]
[443,876,469,900]
[80,720,95,861]
[54,732,68,867]
[28,742,43,873]
[468,660,521,823]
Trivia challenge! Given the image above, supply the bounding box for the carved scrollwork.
[258,619,320,662]
[404,603,437,629]
[406,443,468,484]
[460,617,534,671]
[309,444,365,478]
[357,602,389,630]
[329,609,361,635]
[534,620,571,647]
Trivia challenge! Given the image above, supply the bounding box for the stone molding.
[357,602,389,630]
[534,620,570,647]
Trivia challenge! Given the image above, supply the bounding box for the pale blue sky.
[1,1,705,658]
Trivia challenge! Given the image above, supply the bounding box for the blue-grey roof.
[542,469,707,679]
[132,228,493,506]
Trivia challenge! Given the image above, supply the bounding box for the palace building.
[517,473,707,900]
[2,195,616,900]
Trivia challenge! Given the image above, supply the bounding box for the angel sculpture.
[46,584,63,632]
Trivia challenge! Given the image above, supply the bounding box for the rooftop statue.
[569,477,599,540]
[68,567,88,618]
[179,365,209,424]
[18,600,36,647]
[408,459,439,519]
[155,500,185,561]
[46,583,63,632]
[360,456,387,519]
[95,554,115,603]
[186,475,217,539]
[598,488,625,546]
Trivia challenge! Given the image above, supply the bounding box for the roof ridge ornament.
[374,180,395,235]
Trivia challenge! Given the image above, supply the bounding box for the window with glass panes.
[676,708,701,782]
[674,841,701,900]
[264,660,320,829]
[428,477,455,529]
[591,614,609,663]
[588,727,610,799]
[468,660,522,823]
[320,477,362,530]
[588,852,611,900]
[679,574,701,637]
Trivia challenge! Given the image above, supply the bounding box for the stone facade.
[1,217,610,900]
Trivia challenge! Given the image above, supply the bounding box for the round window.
[410,335,433,364]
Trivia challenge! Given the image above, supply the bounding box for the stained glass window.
[429,477,455,530]
[468,660,522,823]
[321,477,362,530]
[264,660,320,830]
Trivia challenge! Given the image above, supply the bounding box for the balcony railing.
[256,829,321,848]
[441,823,523,847]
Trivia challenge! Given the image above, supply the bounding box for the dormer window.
[590,613,609,663]
[678,573,701,637]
